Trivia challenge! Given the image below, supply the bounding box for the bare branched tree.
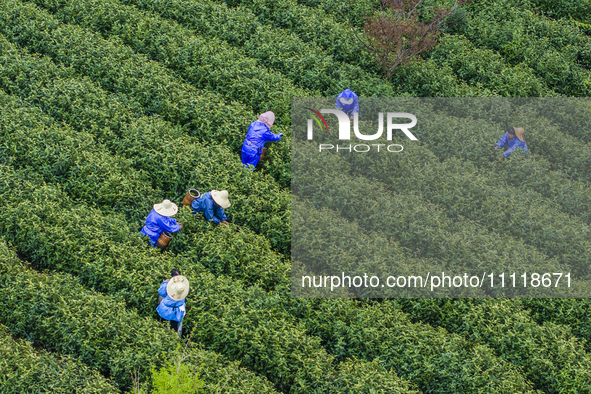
[353,0,466,80]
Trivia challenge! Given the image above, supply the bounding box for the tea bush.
[304,99,591,228]
[426,34,555,97]
[0,166,422,393]
[458,0,591,96]
[526,98,591,143]
[289,0,591,95]
[0,239,280,393]
[393,100,591,185]
[0,326,119,393]
[175,183,591,392]
[0,189,538,394]
[25,0,308,127]
[220,0,376,69]
[295,0,380,29]
[291,197,438,298]
[0,160,544,393]
[218,0,491,96]
[169,210,291,291]
[345,143,591,277]
[294,200,591,392]
[0,75,293,292]
[0,89,162,221]
[529,0,591,24]
[120,0,393,97]
[0,38,291,253]
[520,298,591,352]
[0,0,590,391]
[240,0,591,101]
[293,141,566,286]
[397,298,591,393]
[300,298,539,394]
[0,0,291,186]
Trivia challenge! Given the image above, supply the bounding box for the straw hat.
[513,127,525,142]
[154,199,178,217]
[166,275,190,301]
[211,190,231,209]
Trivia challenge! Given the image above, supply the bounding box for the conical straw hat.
[166,275,190,301]
[154,199,178,217]
[211,190,231,209]
[514,127,525,142]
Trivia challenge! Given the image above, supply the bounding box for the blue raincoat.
[495,132,529,157]
[140,209,181,247]
[241,121,282,169]
[336,89,359,117]
[191,192,227,225]
[156,281,185,322]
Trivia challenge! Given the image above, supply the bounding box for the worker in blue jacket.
[495,127,529,157]
[140,199,182,247]
[157,269,189,334]
[241,111,283,169]
[191,190,231,226]
[336,89,359,120]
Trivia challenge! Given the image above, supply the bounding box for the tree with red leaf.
[355,0,466,80]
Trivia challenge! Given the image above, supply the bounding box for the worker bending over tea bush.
[191,190,231,226]
[241,111,283,169]
[157,269,189,335]
[336,89,359,120]
[140,199,182,247]
[495,126,529,157]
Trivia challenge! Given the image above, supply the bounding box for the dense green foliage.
[0,165,421,393]
[0,0,291,186]
[293,141,567,290]
[294,200,591,392]
[0,239,280,393]
[530,0,591,23]
[1,0,590,392]
[0,326,119,393]
[331,107,591,274]
[0,35,291,254]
